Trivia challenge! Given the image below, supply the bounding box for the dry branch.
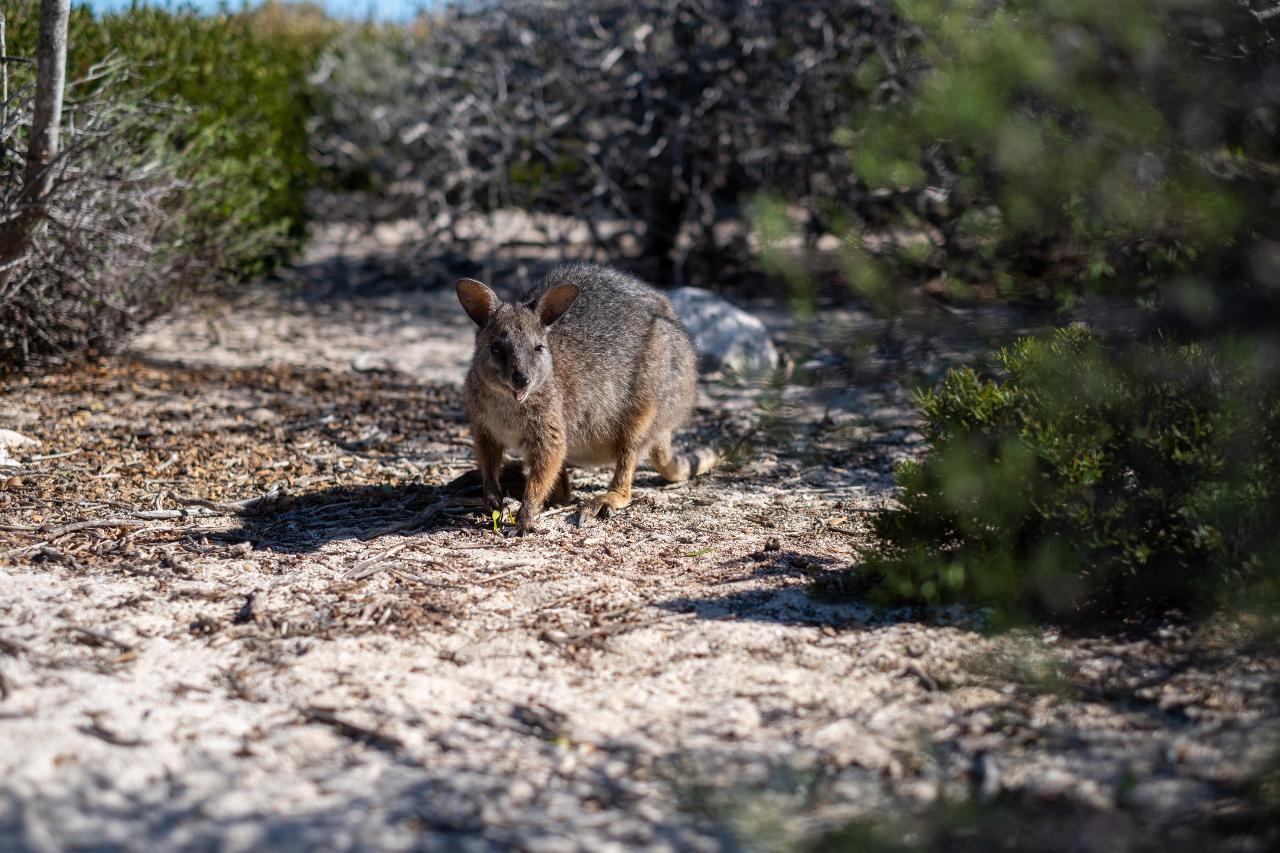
[0,0,69,289]
[0,57,241,366]
[309,0,915,285]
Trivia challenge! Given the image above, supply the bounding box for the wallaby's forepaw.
[483,489,504,512]
[576,496,615,527]
[514,506,541,535]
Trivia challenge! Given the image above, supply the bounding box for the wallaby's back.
[522,264,697,467]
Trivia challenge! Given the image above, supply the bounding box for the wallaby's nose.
[512,370,529,389]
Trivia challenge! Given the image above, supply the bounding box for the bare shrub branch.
[309,0,915,286]
[0,64,230,367]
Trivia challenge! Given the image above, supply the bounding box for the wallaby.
[457,263,718,533]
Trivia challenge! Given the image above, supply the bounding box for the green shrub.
[7,1,335,275]
[1,71,222,365]
[822,326,1280,621]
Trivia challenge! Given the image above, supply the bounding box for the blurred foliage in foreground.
[841,0,1279,319]
[818,327,1280,622]
[815,0,1280,624]
[808,770,1280,853]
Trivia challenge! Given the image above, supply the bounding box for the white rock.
[351,351,392,373]
[1126,778,1214,816]
[668,287,780,377]
[0,429,40,467]
[0,429,39,451]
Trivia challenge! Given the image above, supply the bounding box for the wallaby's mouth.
[514,389,528,402]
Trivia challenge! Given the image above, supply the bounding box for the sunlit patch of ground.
[1,266,1277,850]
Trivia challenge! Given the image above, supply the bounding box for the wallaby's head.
[457,278,580,403]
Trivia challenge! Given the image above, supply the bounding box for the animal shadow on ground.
[216,466,530,554]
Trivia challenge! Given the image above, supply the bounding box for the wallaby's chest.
[471,381,619,467]
[488,416,532,454]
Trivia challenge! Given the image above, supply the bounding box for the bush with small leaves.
[819,326,1280,622]
[0,2,337,367]
[841,0,1279,326]
[6,1,334,275]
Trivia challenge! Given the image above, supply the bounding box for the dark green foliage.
[813,1,1280,624]
[828,327,1280,620]
[811,786,1280,853]
[843,0,1280,318]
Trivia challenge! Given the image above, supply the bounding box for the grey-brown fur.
[458,263,718,532]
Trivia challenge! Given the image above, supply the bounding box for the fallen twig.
[79,722,146,748]
[477,562,534,585]
[129,507,225,521]
[174,491,280,514]
[302,706,403,753]
[46,519,145,536]
[389,567,457,588]
[28,449,82,463]
[153,451,180,473]
[546,616,669,647]
[62,624,134,652]
[348,542,411,579]
[358,498,479,541]
[0,541,47,560]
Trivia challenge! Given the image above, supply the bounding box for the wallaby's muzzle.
[512,370,530,402]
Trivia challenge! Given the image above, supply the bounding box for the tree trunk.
[0,0,70,286]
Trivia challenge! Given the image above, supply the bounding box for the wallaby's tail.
[650,437,719,483]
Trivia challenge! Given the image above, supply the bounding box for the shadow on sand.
[652,550,878,629]
[214,467,528,554]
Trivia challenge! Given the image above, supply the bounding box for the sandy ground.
[2,232,1278,851]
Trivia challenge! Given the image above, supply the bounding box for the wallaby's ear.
[536,284,580,327]
[456,278,499,326]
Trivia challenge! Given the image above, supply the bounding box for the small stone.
[669,287,780,376]
[0,429,39,451]
[0,429,40,467]
[352,352,392,373]
[507,778,536,803]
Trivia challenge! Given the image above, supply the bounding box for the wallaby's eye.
[489,343,502,356]
[534,344,545,353]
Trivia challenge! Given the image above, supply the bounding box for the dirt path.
[1,251,1277,850]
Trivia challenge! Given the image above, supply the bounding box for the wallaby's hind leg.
[578,401,657,526]
[550,465,572,505]
[650,433,719,483]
